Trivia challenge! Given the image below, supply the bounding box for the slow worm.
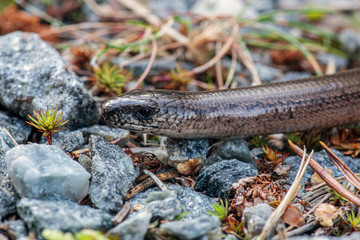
[102,69,360,138]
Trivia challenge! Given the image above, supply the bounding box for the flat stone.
[109,211,152,240]
[0,111,31,144]
[287,232,360,240]
[160,215,220,240]
[210,139,255,165]
[316,52,348,70]
[79,125,129,147]
[144,190,182,221]
[0,31,100,129]
[16,198,113,237]
[165,138,209,167]
[89,135,138,213]
[5,144,90,202]
[251,63,281,83]
[274,71,311,83]
[242,203,277,239]
[117,58,193,78]
[129,185,215,220]
[340,29,360,54]
[195,159,258,198]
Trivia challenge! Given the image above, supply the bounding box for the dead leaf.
[282,204,305,227]
[314,203,338,227]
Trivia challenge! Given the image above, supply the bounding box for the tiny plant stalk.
[26,107,69,145]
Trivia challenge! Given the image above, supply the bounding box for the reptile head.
[101,89,179,135]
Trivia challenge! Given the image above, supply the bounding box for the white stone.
[6,144,90,202]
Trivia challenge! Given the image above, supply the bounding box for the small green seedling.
[26,107,69,145]
[94,62,132,95]
[207,199,229,221]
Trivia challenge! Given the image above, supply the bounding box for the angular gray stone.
[89,135,138,213]
[316,52,348,70]
[0,127,19,220]
[0,111,31,144]
[0,31,100,129]
[165,138,209,167]
[79,125,129,147]
[285,149,360,190]
[40,129,85,152]
[340,29,360,54]
[287,232,360,240]
[78,154,92,173]
[117,58,193,78]
[242,203,277,239]
[195,159,258,198]
[250,63,281,83]
[5,144,90,202]
[109,211,152,240]
[16,198,113,237]
[144,190,182,221]
[129,185,215,220]
[148,0,193,19]
[160,215,220,240]
[2,220,28,239]
[208,139,255,165]
[274,71,312,83]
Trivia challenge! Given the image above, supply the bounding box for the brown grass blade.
[320,141,360,191]
[288,140,360,206]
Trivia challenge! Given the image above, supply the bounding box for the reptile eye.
[135,107,154,120]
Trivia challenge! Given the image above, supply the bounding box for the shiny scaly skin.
[102,69,360,138]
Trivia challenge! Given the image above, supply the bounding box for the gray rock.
[242,203,276,239]
[79,125,129,146]
[287,232,360,240]
[89,135,138,213]
[130,147,169,165]
[0,111,31,144]
[339,29,360,54]
[130,185,215,220]
[78,154,92,173]
[0,127,15,174]
[191,0,257,17]
[2,220,28,239]
[109,211,152,240]
[221,57,243,74]
[253,0,276,12]
[0,175,19,220]
[148,0,193,19]
[285,149,360,189]
[0,31,100,129]
[165,138,209,167]
[5,144,90,202]
[274,71,312,83]
[195,159,258,198]
[40,129,85,152]
[212,139,255,165]
[16,198,113,237]
[204,153,224,167]
[144,190,182,221]
[160,215,220,240]
[117,58,193,78]
[251,63,281,83]
[0,127,19,220]
[316,52,348,70]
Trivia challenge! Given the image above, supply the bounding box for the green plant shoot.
[26,107,69,145]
